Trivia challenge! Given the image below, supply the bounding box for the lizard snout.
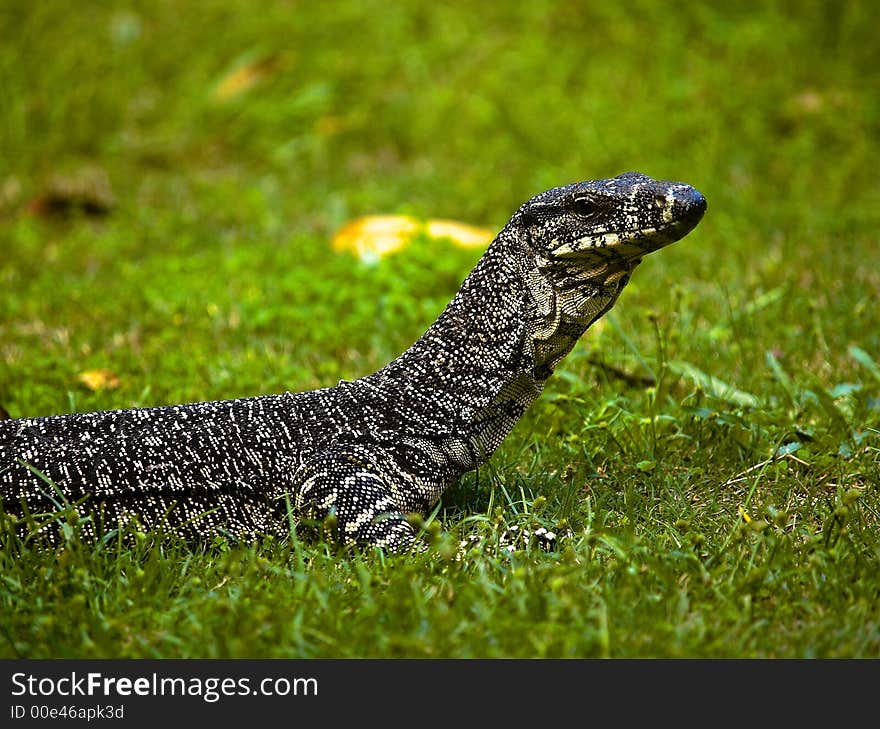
[672,186,707,226]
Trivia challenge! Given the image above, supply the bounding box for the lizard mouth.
[653,186,707,246]
[618,221,704,259]
[608,188,708,260]
[551,185,707,262]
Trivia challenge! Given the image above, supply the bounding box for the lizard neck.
[361,228,630,468]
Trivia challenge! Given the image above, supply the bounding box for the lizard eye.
[571,195,596,217]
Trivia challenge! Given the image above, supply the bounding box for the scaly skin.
[0,172,706,550]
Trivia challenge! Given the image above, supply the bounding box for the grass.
[1,0,879,658]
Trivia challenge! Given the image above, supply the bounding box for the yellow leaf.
[425,219,493,248]
[332,215,493,261]
[78,369,121,391]
[213,53,285,102]
[331,215,420,260]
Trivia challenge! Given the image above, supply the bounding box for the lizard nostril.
[673,188,707,224]
[684,190,707,217]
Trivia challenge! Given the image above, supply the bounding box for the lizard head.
[516,170,706,278]
[505,172,706,376]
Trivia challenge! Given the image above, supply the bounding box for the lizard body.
[0,172,706,550]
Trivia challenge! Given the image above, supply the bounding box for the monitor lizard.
[0,171,706,551]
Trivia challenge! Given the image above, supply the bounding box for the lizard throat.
[465,269,628,462]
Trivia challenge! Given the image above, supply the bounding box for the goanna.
[0,172,706,551]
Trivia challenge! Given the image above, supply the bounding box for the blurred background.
[0,0,877,412]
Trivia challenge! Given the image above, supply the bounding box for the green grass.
[1,0,879,658]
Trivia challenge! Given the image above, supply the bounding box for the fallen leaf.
[667,360,761,409]
[25,167,114,219]
[332,215,420,260]
[425,219,493,248]
[213,52,286,102]
[78,369,121,391]
[332,215,493,261]
[792,89,824,114]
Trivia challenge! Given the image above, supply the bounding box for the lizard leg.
[289,444,422,552]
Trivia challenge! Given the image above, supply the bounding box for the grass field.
[1,1,878,658]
